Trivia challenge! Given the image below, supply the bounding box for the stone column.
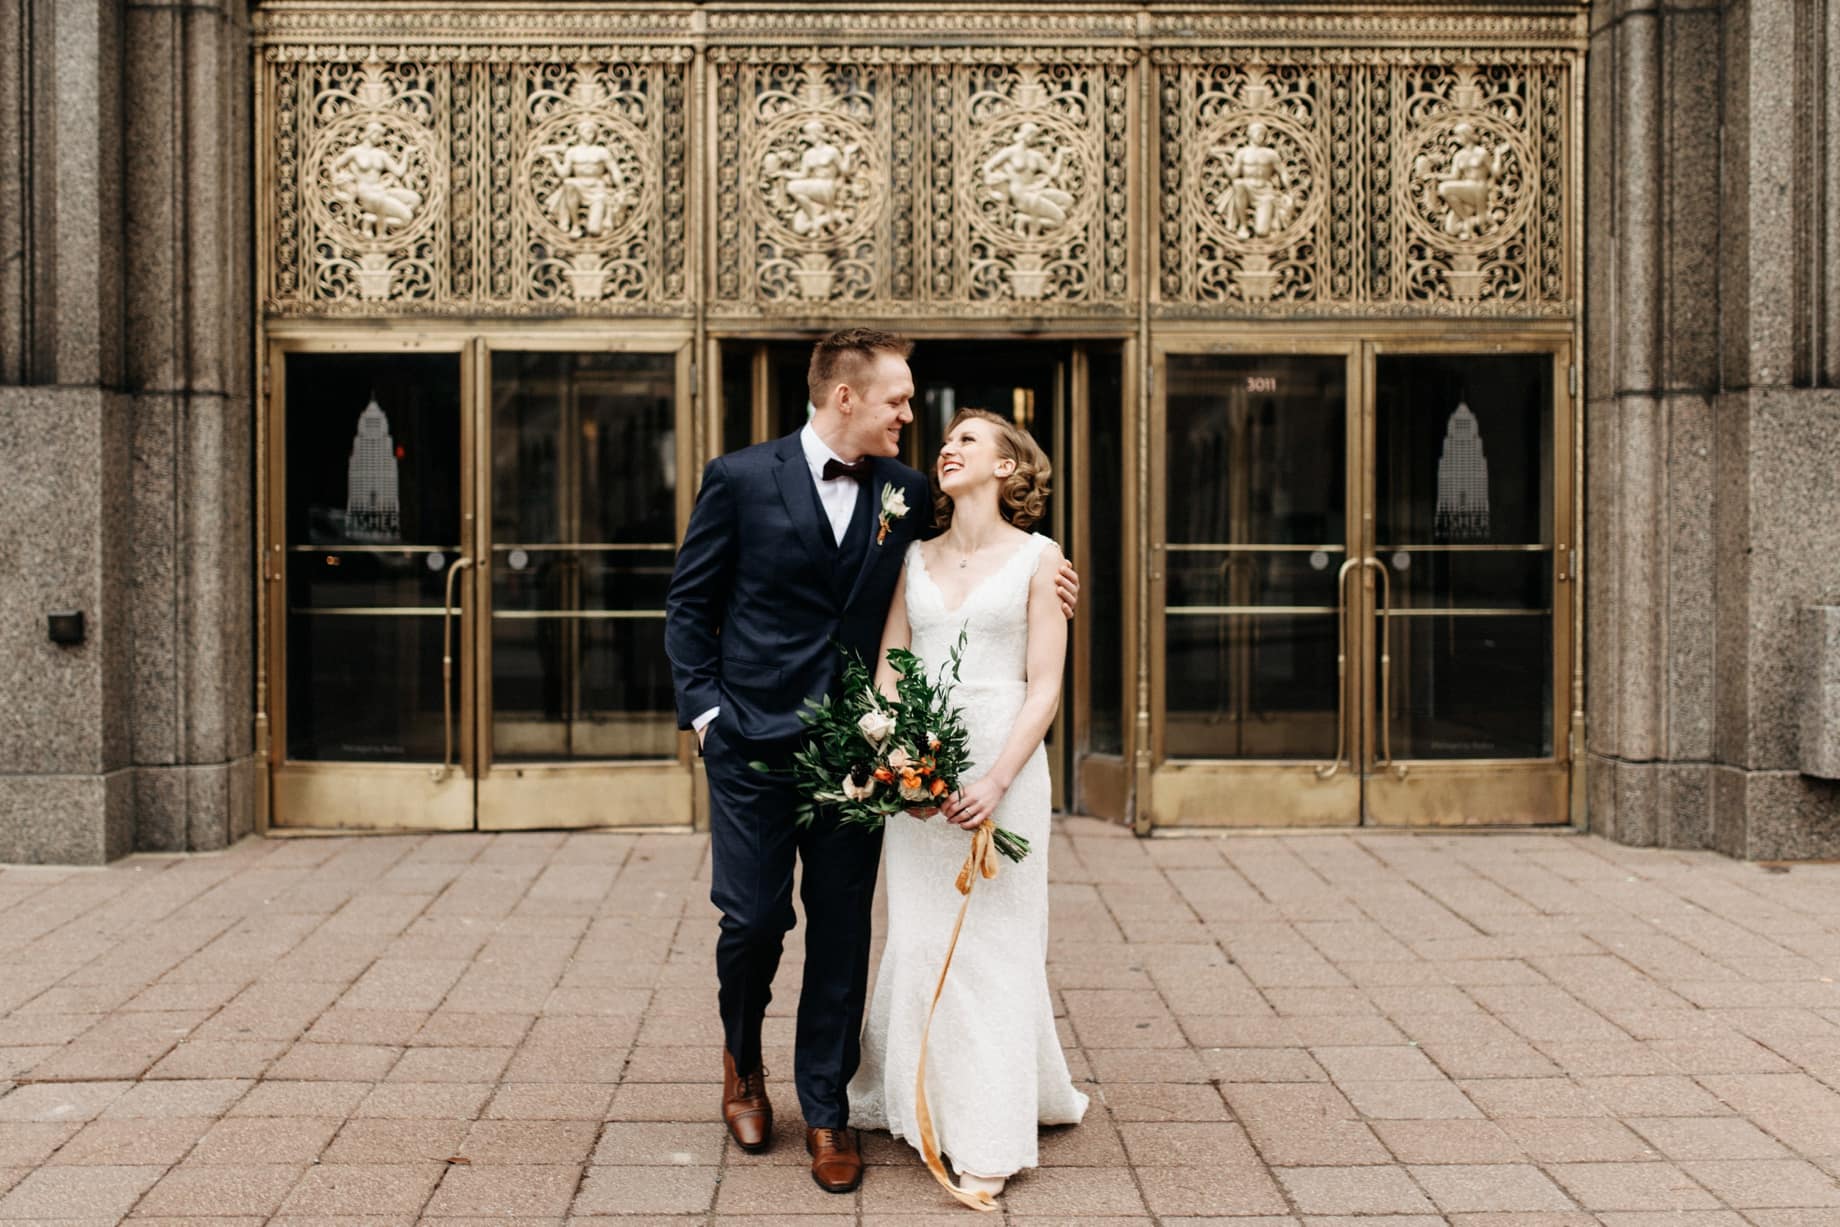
[0,0,256,862]
[1587,0,1840,858]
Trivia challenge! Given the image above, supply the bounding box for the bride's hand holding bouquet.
[751,631,1030,863]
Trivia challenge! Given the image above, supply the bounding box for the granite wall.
[0,0,257,862]
[1587,0,1840,858]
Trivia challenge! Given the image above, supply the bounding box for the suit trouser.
[702,718,883,1131]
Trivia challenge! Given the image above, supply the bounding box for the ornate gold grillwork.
[1153,50,1572,315]
[709,48,1134,317]
[262,40,692,315]
[254,3,1584,321]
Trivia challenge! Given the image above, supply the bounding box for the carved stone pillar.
[1586,0,1840,857]
[0,0,256,861]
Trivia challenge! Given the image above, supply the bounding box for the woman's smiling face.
[936,416,1014,498]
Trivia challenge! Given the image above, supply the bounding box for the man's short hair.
[808,328,913,407]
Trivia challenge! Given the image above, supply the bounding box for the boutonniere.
[877,483,910,545]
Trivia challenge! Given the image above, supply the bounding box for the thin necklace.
[948,527,996,569]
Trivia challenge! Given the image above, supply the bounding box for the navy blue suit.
[665,431,931,1129]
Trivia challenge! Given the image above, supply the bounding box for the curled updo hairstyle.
[932,409,1053,532]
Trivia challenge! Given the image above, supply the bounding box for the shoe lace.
[813,1127,846,1151]
[738,1064,768,1098]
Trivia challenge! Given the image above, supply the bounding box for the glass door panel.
[1074,345,1129,820]
[1363,350,1569,825]
[1148,341,1572,830]
[475,348,691,829]
[1154,350,1361,826]
[271,348,473,830]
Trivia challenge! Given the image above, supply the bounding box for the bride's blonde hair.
[932,409,1052,532]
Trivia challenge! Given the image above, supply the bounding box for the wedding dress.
[848,532,1088,1177]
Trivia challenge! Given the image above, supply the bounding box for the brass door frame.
[1145,323,1576,829]
[1148,333,1365,827]
[471,331,698,831]
[264,332,478,831]
[1359,336,1575,826]
[262,324,699,833]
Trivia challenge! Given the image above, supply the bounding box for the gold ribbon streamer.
[915,820,1004,1212]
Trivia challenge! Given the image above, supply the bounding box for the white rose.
[857,710,896,745]
[887,747,912,771]
[883,487,909,517]
[899,777,928,803]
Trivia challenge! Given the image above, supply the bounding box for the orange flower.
[873,767,894,784]
[929,777,947,797]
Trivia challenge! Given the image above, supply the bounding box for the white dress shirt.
[799,420,862,546]
[694,423,864,734]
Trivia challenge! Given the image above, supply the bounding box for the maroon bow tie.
[822,457,871,483]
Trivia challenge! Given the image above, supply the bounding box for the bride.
[848,409,1088,1202]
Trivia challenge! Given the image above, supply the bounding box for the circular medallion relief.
[521,112,651,249]
[1190,112,1325,255]
[752,111,881,247]
[962,111,1097,252]
[1399,114,1534,252]
[306,112,442,251]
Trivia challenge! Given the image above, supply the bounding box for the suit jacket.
[665,431,933,743]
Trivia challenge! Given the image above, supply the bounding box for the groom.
[664,329,1076,1192]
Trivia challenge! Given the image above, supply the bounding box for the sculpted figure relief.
[1212,121,1296,240]
[540,118,631,239]
[328,122,423,238]
[766,118,861,237]
[1422,122,1513,239]
[982,121,1075,239]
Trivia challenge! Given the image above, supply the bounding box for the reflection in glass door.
[1151,341,1572,828]
[267,340,694,833]
[1363,350,1568,824]
[271,346,474,829]
[476,349,690,829]
[1156,350,1361,824]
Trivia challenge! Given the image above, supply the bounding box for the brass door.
[473,341,695,829]
[1150,337,1573,827]
[1359,343,1573,825]
[265,335,696,832]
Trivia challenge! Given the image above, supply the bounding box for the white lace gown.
[848,532,1088,1177]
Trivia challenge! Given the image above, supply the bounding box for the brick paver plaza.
[2,820,1839,1224]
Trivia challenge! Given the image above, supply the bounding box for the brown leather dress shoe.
[806,1126,863,1193]
[721,1051,772,1152]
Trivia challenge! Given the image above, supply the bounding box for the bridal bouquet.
[753,632,1031,863]
[759,634,1030,1211]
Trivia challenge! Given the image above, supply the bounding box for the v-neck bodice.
[904,533,1051,687]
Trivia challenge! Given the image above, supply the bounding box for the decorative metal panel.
[708,48,1135,318]
[262,42,692,316]
[1154,48,1574,316]
[254,4,1583,322]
